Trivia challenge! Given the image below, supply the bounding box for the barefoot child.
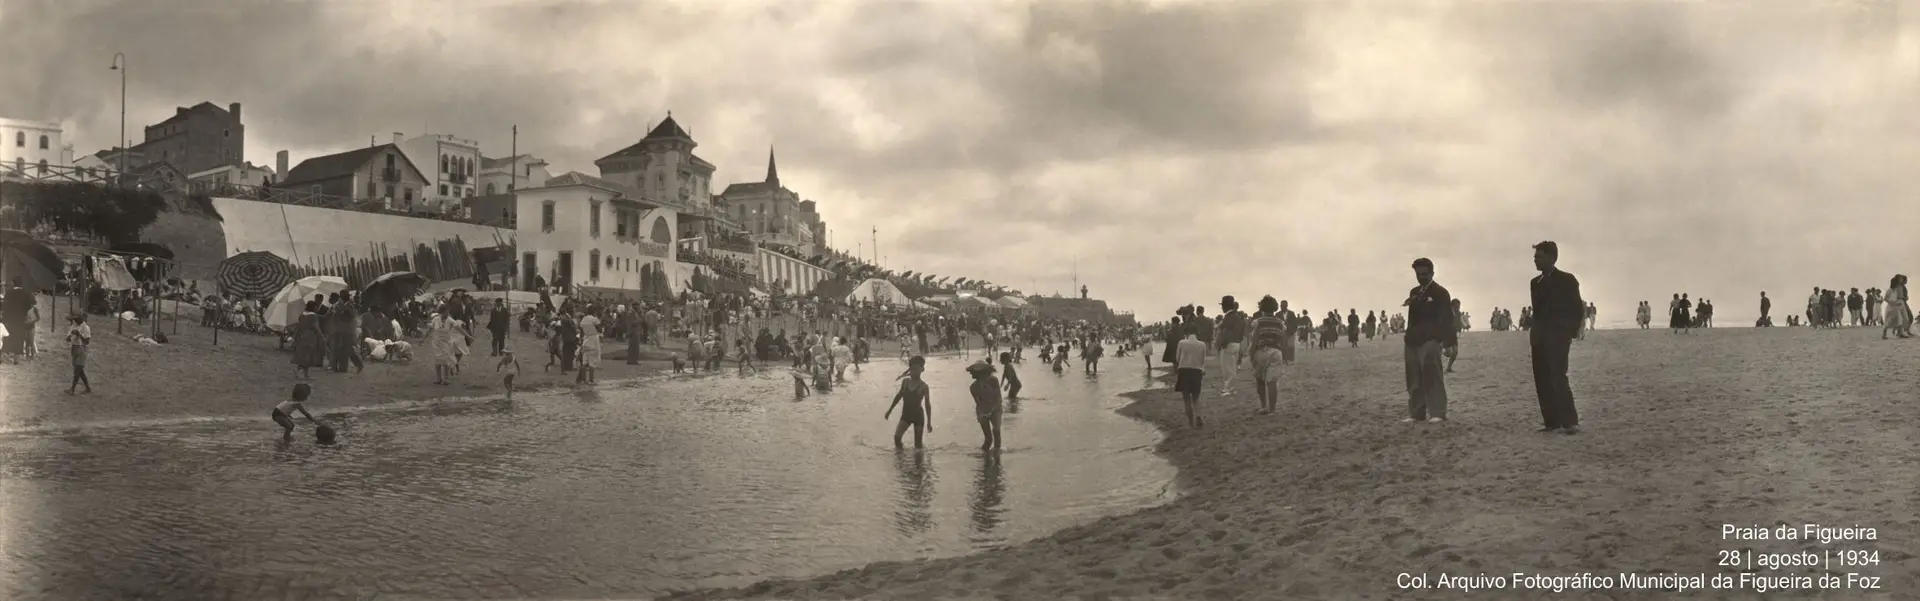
[790,365,811,398]
[497,351,521,400]
[271,383,327,439]
[884,356,932,448]
[1000,352,1021,400]
[967,361,1003,450]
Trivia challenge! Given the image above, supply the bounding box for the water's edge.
[661,367,1189,600]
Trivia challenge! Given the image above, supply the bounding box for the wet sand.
[668,327,1919,600]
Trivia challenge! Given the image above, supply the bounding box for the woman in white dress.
[1882,274,1911,339]
[577,307,602,384]
[429,308,461,384]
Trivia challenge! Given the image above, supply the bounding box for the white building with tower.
[394,132,482,215]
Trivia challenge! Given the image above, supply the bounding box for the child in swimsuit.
[885,356,932,448]
[270,383,327,440]
[1000,352,1021,400]
[968,361,1003,451]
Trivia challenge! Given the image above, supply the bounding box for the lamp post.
[109,53,127,186]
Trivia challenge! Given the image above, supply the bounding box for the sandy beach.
[0,296,920,433]
[667,327,1918,600]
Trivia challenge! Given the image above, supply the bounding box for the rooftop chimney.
[229,102,242,120]
[392,132,404,145]
[276,150,289,180]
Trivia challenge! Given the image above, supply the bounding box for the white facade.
[1,118,65,175]
[189,162,276,187]
[479,154,553,195]
[394,132,482,213]
[513,173,680,295]
[757,248,833,296]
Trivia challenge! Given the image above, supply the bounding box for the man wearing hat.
[966,361,1003,450]
[1214,296,1248,397]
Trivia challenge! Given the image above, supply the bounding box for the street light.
[109,53,126,185]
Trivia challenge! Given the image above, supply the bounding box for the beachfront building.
[1028,296,1127,325]
[394,132,482,214]
[799,200,826,248]
[478,154,552,195]
[757,246,833,296]
[132,101,244,176]
[593,115,731,248]
[720,149,817,255]
[277,143,432,211]
[188,161,276,188]
[1,117,67,176]
[513,171,678,296]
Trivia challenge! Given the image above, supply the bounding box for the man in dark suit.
[1529,241,1583,434]
[1402,258,1456,423]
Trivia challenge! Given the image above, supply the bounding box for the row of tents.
[836,277,1032,312]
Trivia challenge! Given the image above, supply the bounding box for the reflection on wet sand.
[968,452,1006,542]
[892,450,937,536]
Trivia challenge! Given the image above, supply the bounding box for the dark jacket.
[1405,282,1458,348]
[1529,269,1584,341]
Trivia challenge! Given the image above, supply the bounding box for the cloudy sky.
[4,0,1916,324]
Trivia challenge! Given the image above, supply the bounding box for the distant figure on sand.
[1760,291,1772,324]
[1403,257,1454,424]
[1175,331,1209,428]
[1530,241,1583,435]
[885,356,932,448]
[967,361,1003,450]
[1215,296,1246,396]
[1883,275,1912,339]
[1635,301,1651,329]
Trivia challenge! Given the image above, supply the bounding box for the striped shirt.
[1249,313,1291,349]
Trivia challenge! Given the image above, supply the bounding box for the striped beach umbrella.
[217,250,296,300]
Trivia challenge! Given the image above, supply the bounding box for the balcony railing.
[381,167,401,182]
[1,162,494,226]
[450,172,468,185]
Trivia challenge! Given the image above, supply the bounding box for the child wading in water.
[496,351,521,400]
[1000,352,1022,400]
[884,356,933,448]
[967,361,1003,451]
[65,314,92,394]
[271,383,328,440]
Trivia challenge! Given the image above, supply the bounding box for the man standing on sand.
[1402,258,1456,424]
[1530,241,1584,435]
[1175,329,1209,428]
[1848,288,1865,327]
[1214,296,1247,397]
[1760,291,1771,324]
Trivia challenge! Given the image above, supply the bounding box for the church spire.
[766,146,780,188]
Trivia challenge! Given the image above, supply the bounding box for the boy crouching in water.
[884,356,932,448]
[967,361,1003,451]
[271,383,327,440]
[497,350,521,400]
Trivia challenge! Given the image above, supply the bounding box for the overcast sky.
[4,0,1916,324]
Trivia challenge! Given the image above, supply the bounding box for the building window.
[223,129,230,138]
[367,181,377,197]
[486,183,496,194]
[590,200,601,237]
[38,135,49,149]
[310,184,322,195]
[37,159,48,174]
[439,184,448,196]
[441,155,449,174]
[542,201,555,232]
[12,132,21,147]
[589,250,600,281]
[404,188,413,203]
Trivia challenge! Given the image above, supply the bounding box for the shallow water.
[0,354,1175,600]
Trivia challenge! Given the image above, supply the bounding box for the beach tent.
[994,296,1029,309]
[844,277,913,308]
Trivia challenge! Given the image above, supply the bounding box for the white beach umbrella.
[265,275,349,330]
